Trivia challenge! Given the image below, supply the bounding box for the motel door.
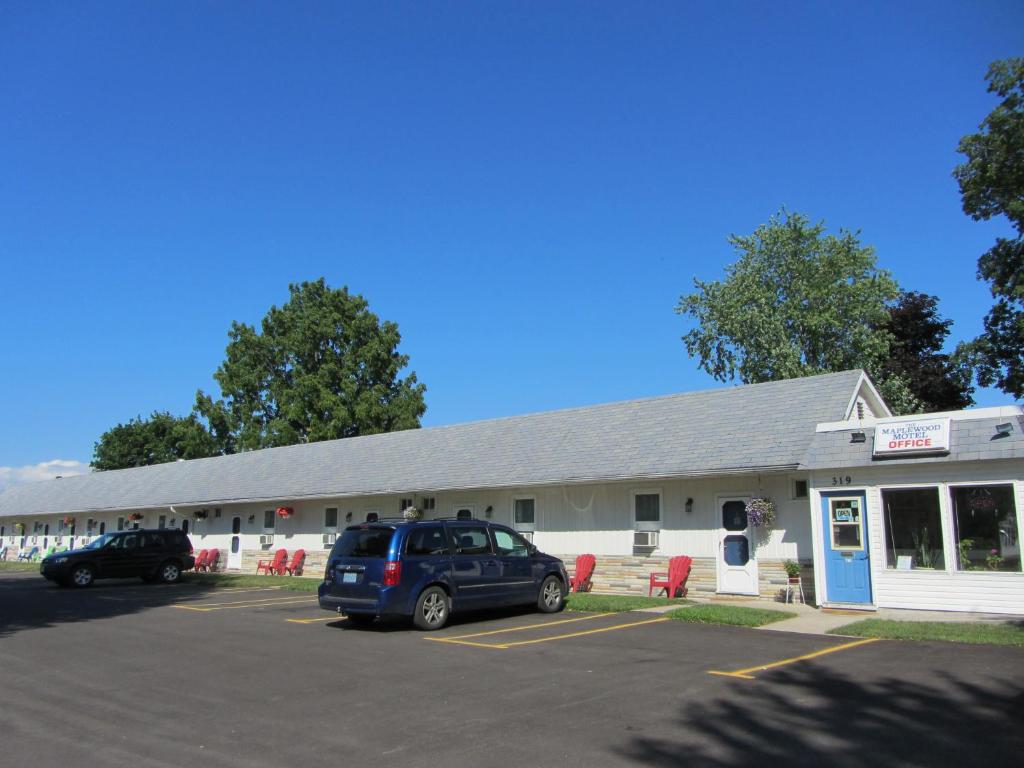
[227,516,242,570]
[716,497,758,595]
[820,493,872,605]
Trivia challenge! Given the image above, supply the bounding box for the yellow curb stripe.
[438,612,614,641]
[707,637,882,680]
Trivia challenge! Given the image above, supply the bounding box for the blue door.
[820,493,872,605]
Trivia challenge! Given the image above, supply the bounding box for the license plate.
[342,571,358,583]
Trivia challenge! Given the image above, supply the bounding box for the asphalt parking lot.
[2,570,1022,768]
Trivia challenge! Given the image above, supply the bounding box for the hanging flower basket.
[14,523,24,533]
[745,497,776,528]
[276,507,294,519]
[63,516,76,526]
[127,512,144,522]
[402,506,422,521]
[193,510,208,520]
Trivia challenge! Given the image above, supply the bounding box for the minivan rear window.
[335,527,395,558]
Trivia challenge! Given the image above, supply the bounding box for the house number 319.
[831,476,852,486]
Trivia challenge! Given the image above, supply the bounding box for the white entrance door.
[716,496,759,595]
[227,516,243,570]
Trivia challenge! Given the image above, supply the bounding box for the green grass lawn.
[183,572,320,592]
[0,561,38,571]
[668,604,796,627]
[565,593,688,612]
[831,619,1024,647]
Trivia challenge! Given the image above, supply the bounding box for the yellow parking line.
[708,637,882,680]
[174,594,311,608]
[426,615,670,649]
[171,596,316,612]
[436,612,615,641]
[284,618,344,626]
[497,616,670,648]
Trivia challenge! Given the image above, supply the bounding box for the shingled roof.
[0,370,868,517]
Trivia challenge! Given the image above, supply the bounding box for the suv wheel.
[413,586,450,631]
[537,575,565,613]
[157,561,181,584]
[70,564,95,588]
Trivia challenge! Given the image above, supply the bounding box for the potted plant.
[402,506,422,521]
[276,507,294,519]
[783,559,802,583]
[127,512,143,522]
[63,516,75,527]
[193,509,208,520]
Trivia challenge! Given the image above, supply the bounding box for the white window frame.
[263,510,276,532]
[324,507,339,531]
[792,478,809,500]
[947,480,1023,575]
[633,488,662,532]
[512,496,536,532]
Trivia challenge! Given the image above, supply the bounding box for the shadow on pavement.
[614,659,1024,767]
[0,571,221,638]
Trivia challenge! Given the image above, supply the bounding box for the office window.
[325,508,338,529]
[881,488,945,569]
[793,479,809,499]
[263,510,275,530]
[951,485,1020,572]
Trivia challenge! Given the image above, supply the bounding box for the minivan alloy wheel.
[542,580,561,608]
[413,586,450,630]
[423,592,446,624]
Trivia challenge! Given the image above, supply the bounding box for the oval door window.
[722,500,748,531]
[723,535,750,566]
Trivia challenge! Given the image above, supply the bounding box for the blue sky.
[1,1,1021,479]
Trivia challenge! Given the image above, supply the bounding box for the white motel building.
[1,370,1022,615]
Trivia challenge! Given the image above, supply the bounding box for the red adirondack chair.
[202,548,220,572]
[571,554,596,593]
[649,555,693,598]
[256,548,287,575]
[283,549,306,576]
[192,549,209,571]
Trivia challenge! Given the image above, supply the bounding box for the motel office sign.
[873,417,951,456]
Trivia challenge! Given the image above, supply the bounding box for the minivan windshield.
[335,526,394,558]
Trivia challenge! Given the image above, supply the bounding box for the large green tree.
[92,412,221,470]
[953,57,1024,399]
[195,278,426,452]
[878,291,974,412]
[675,210,919,413]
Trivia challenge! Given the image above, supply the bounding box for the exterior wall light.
[685,498,694,514]
[850,431,867,444]
[995,422,1013,437]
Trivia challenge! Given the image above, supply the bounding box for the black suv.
[40,529,196,588]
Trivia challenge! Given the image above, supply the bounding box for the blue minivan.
[318,519,569,630]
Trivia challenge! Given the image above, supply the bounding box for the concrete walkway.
[633,594,1022,635]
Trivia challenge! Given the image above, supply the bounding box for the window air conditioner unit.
[322,533,336,548]
[259,534,274,546]
[633,530,659,548]
[519,531,534,543]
